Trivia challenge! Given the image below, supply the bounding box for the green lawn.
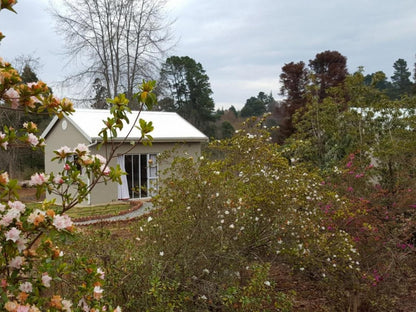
[66,203,131,219]
[26,202,132,219]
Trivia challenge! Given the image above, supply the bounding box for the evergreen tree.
[220,121,234,139]
[390,58,412,98]
[229,105,238,118]
[363,71,392,92]
[158,56,215,134]
[240,92,273,118]
[21,64,38,83]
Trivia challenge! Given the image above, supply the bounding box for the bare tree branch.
[50,0,174,107]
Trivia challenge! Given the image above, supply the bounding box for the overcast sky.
[1,0,415,110]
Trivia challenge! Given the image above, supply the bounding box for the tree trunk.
[8,148,17,179]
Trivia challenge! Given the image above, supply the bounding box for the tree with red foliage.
[309,50,348,101]
[276,61,309,143]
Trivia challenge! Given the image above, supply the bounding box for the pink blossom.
[100,164,110,176]
[0,132,8,150]
[5,227,21,242]
[64,163,71,170]
[56,146,72,158]
[8,201,25,213]
[77,298,90,312]
[53,174,64,184]
[30,172,48,186]
[1,215,15,227]
[347,186,354,192]
[94,154,107,165]
[30,96,40,105]
[75,143,90,155]
[27,133,39,147]
[16,238,27,252]
[53,214,73,231]
[41,272,52,287]
[16,306,29,312]
[80,155,93,165]
[8,256,24,269]
[97,267,105,279]
[0,209,21,226]
[346,161,352,168]
[23,121,38,131]
[4,88,19,109]
[19,282,33,293]
[27,209,45,224]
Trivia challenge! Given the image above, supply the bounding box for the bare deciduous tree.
[51,0,174,105]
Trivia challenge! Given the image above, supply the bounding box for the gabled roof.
[42,109,209,143]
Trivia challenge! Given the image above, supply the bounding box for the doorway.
[123,154,158,198]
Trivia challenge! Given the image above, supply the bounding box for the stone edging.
[72,201,144,223]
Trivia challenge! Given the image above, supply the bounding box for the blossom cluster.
[0,184,111,310]
[0,65,74,114]
[0,4,123,310]
[53,144,109,175]
[0,151,121,310]
[0,55,155,311]
[0,160,122,310]
[23,143,116,212]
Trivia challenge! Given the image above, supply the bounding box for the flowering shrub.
[78,116,361,310]
[221,263,294,311]
[321,151,416,310]
[281,70,416,310]
[0,2,156,310]
[64,113,416,310]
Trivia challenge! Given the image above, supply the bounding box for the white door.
[147,154,158,197]
[124,154,158,198]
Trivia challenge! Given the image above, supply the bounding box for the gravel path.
[74,201,155,226]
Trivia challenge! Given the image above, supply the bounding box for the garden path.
[74,201,154,226]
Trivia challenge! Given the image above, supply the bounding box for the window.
[123,154,158,198]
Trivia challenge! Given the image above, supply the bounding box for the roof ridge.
[42,109,208,142]
[73,108,178,115]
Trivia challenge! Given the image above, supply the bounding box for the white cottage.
[41,109,208,205]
